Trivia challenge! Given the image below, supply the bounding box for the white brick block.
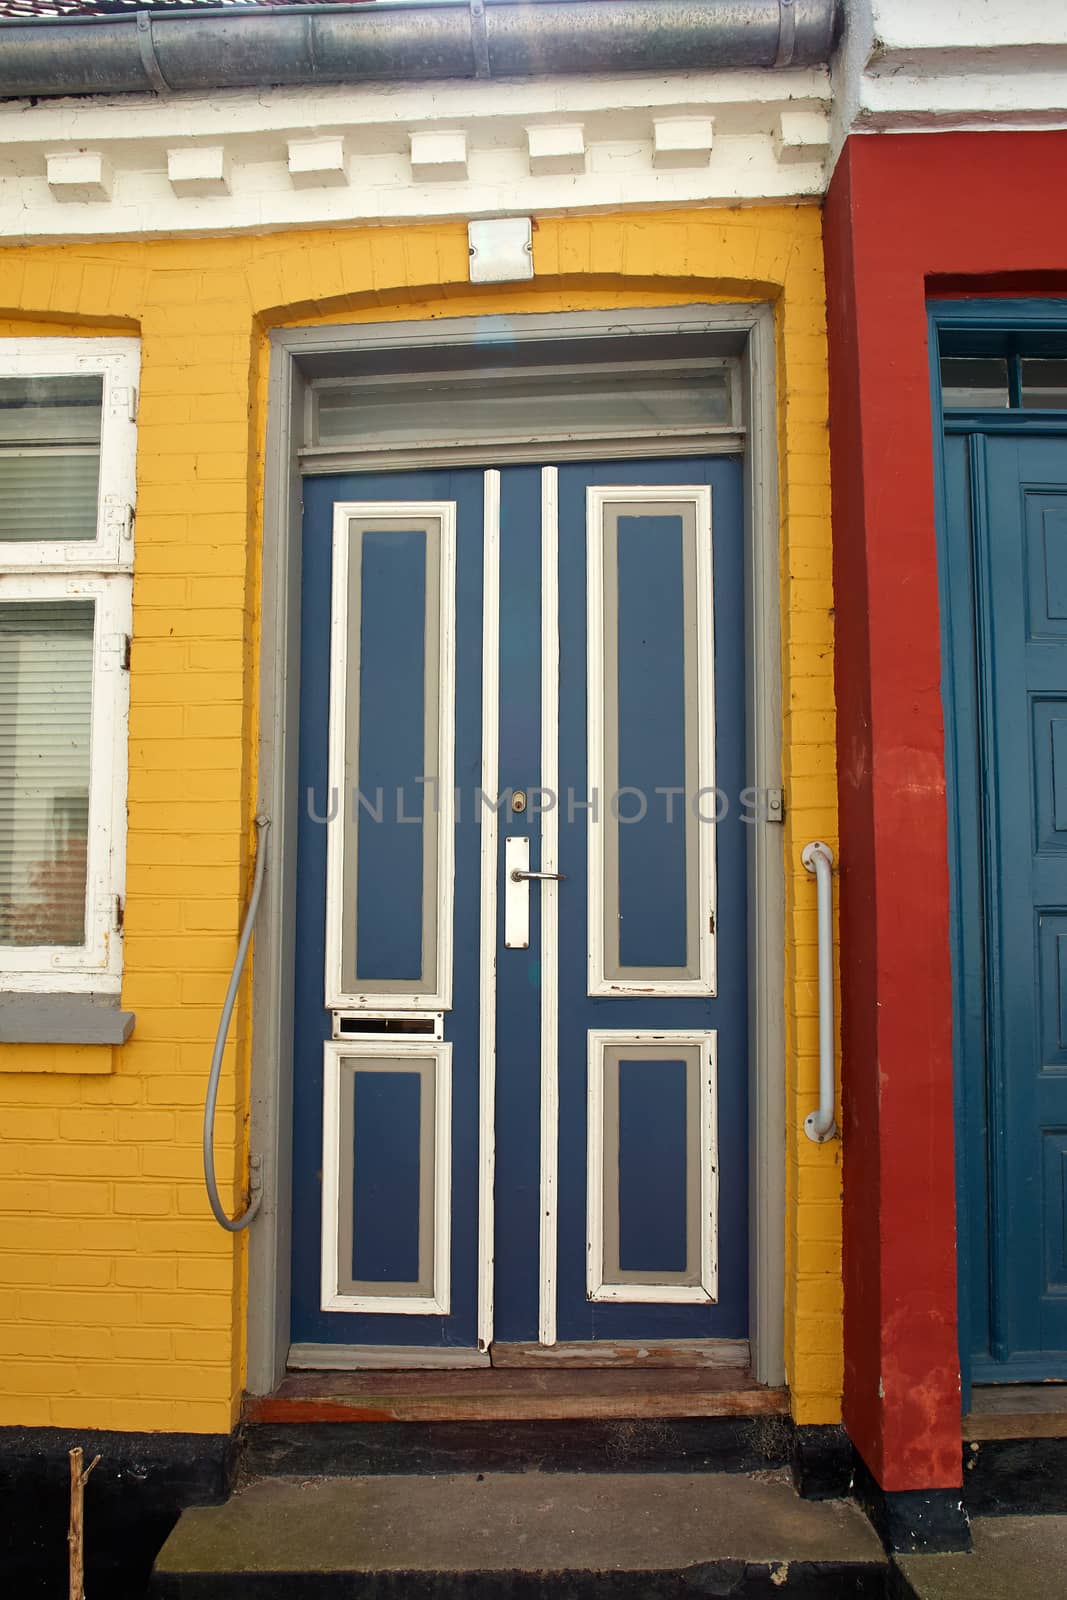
[775,111,831,163]
[409,130,468,182]
[652,116,714,170]
[526,124,586,177]
[166,146,231,198]
[46,151,112,203]
[287,136,348,189]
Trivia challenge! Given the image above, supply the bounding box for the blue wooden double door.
[290,457,748,1355]
[946,429,1067,1380]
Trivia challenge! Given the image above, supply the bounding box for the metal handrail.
[802,841,838,1143]
[202,814,270,1232]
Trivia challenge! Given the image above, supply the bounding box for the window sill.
[0,994,134,1055]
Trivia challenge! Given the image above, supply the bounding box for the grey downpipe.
[203,813,270,1233]
[0,1,842,101]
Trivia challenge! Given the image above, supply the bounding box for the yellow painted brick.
[18,1288,139,1325]
[177,1256,237,1292]
[1,1108,60,1140]
[794,1278,844,1318]
[171,1329,232,1365]
[0,1043,113,1081]
[46,1181,112,1214]
[793,1394,842,1427]
[184,640,250,675]
[115,1110,176,1142]
[110,1398,235,1433]
[177,1181,235,1217]
[141,1145,212,1181]
[0,1323,54,1356]
[7,1361,79,1397]
[140,1290,233,1330]
[112,1184,177,1217]
[53,1254,113,1292]
[0,1257,53,1288]
[789,1353,844,1395]
[788,677,836,714]
[1,1142,138,1179]
[112,1326,175,1361]
[136,608,245,642]
[57,1113,115,1152]
[794,1238,842,1279]
[48,1399,117,1429]
[132,1222,227,1260]
[0,1401,52,1427]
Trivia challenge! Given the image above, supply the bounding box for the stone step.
[150,1469,889,1598]
[895,1513,1067,1599]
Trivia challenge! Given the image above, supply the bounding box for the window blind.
[0,373,102,543]
[0,599,95,948]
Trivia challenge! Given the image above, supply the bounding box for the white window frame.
[0,339,138,573]
[0,338,138,994]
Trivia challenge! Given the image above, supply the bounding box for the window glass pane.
[1021,359,1067,410]
[314,366,733,450]
[940,356,1010,409]
[0,600,94,948]
[0,374,102,542]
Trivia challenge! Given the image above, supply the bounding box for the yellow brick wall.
[0,207,840,1433]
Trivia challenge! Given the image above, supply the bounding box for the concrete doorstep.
[150,1469,888,1598]
[894,1514,1067,1600]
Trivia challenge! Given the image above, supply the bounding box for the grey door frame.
[246,302,786,1393]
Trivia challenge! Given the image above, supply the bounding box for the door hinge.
[709,910,716,934]
[114,894,125,931]
[122,634,132,671]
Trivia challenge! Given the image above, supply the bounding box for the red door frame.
[824,129,1067,1493]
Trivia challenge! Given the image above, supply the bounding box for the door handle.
[504,836,563,948]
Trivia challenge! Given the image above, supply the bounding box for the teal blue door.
[288,459,749,1358]
[945,428,1067,1381]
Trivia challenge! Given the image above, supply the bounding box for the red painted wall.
[824,130,1067,1493]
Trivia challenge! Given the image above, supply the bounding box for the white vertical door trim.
[699,1030,720,1303]
[694,484,718,998]
[477,468,501,1352]
[586,493,606,997]
[539,464,560,1347]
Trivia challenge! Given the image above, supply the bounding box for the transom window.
[0,339,138,995]
[940,338,1067,412]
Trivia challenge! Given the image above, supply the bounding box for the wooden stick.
[67,1447,101,1600]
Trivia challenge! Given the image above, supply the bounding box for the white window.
[0,339,138,995]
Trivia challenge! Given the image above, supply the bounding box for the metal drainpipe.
[0,0,841,101]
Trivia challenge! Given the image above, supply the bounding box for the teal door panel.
[949,431,1067,1377]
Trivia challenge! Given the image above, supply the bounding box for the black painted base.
[242,1415,799,1479]
[852,1455,972,1554]
[151,1562,888,1599]
[0,1426,234,1599]
[791,1423,854,1500]
[963,1436,1067,1515]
